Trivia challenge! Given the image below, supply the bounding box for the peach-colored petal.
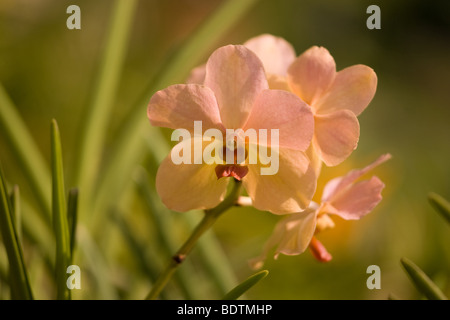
[243,147,316,214]
[155,137,229,212]
[266,74,290,91]
[148,84,224,133]
[315,213,335,232]
[204,45,269,129]
[305,143,323,178]
[287,46,336,106]
[315,65,377,116]
[243,34,296,76]
[312,110,360,166]
[249,208,316,269]
[243,89,314,151]
[274,209,317,257]
[320,176,385,220]
[186,64,206,84]
[321,153,391,203]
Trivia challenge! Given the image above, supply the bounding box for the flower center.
[215,138,249,181]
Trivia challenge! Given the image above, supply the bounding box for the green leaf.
[67,188,79,260]
[51,119,71,300]
[74,0,138,213]
[9,185,22,244]
[222,270,269,300]
[400,257,448,300]
[0,163,33,299]
[133,167,203,300]
[0,83,51,223]
[428,192,450,224]
[387,293,400,300]
[111,210,171,300]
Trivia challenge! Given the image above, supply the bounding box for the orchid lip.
[215,164,249,181]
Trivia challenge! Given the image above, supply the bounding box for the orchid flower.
[246,34,378,168]
[249,154,391,269]
[188,34,377,170]
[148,45,316,214]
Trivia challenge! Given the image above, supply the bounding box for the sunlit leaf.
[67,188,79,260]
[222,270,269,300]
[51,119,71,300]
[74,0,138,211]
[0,163,33,300]
[428,192,450,225]
[9,185,22,244]
[401,257,447,300]
[0,84,51,223]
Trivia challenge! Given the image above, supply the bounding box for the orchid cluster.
[147,34,389,271]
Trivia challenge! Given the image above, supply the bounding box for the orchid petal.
[287,46,336,106]
[186,64,206,84]
[243,34,296,76]
[320,176,385,220]
[155,137,229,212]
[315,65,377,116]
[249,208,316,269]
[243,89,314,151]
[274,209,317,257]
[148,84,224,132]
[266,74,290,91]
[313,110,360,166]
[321,153,391,203]
[204,45,269,129]
[243,147,316,214]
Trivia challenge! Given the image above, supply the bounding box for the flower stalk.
[145,180,242,300]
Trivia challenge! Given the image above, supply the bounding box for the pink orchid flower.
[148,45,316,214]
[188,34,377,169]
[246,34,378,168]
[249,154,390,269]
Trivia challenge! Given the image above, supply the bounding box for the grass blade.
[0,83,51,223]
[222,270,269,300]
[67,188,79,260]
[9,185,22,244]
[51,119,71,300]
[133,167,203,299]
[428,192,450,224]
[0,163,33,299]
[400,257,448,300]
[74,0,138,214]
[112,210,171,300]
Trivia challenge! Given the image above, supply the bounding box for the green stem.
[145,180,242,300]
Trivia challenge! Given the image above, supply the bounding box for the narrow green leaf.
[400,257,448,300]
[0,163,33,299]
[0,83,51,223]
[428,192,450,224]
[51,119,71,300]
[111,210,171,300]
[67,188,79,260]
[9,185,22,244]
[222,270,269,300]
[387,293,400,300]
[91,0,262,228]
[74,0,138,214]
[133,167,203,299]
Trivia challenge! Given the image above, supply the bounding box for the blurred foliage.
[0,0,449,299]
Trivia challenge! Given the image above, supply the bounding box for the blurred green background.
[0,0,449,300]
